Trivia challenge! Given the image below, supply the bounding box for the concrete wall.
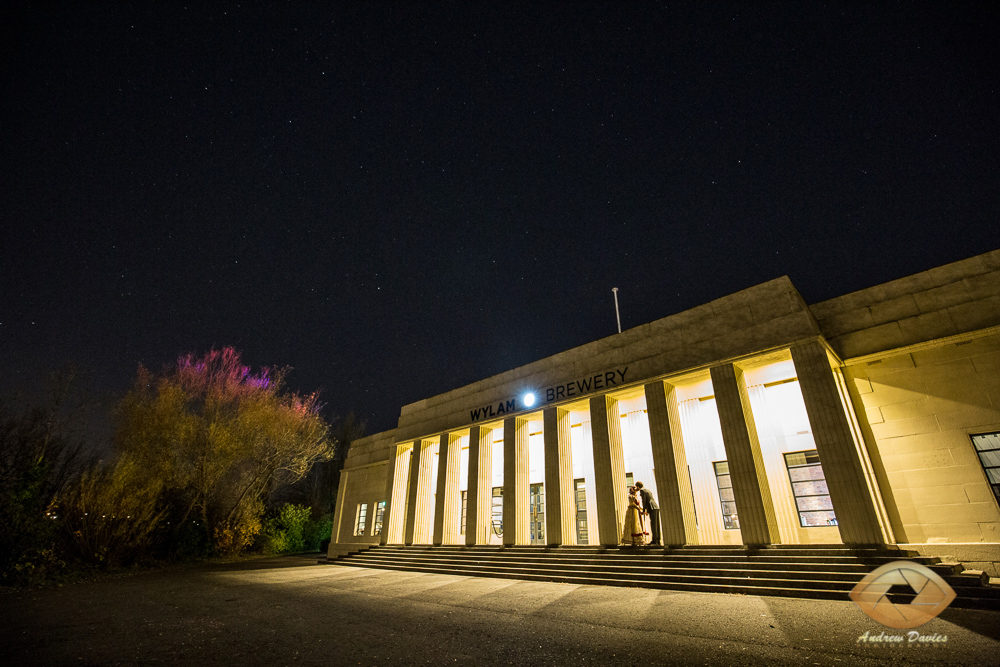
[843,328,1000,574]
[810,249,1000,573]
[329,431,395,552]
[340,430,396,471]
[332,462,388,545]
[812,249,1000,359]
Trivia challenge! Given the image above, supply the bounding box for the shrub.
[59,455,166,568]
[304,514,333,552]
[0,457,63,584]
[171,519,211,559]
[261,503,313,554]
[0,389,85,584]
[213,499,264,557]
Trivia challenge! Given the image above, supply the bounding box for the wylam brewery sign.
[469,367,629,422]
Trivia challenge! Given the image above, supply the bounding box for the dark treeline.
[0,349,361,585]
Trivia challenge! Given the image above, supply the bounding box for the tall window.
[491,487,503,536]
[713,461,739,530]
[529,483,545,545]
[574,478,588,545]
[354,503,368,536]
[372,501,386,536]
[784,450,837,527]
[460,491,468,535]
[972,432,1000,505]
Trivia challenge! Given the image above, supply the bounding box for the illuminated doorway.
[529,483,545,544]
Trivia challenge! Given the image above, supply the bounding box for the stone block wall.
[332,462,388,546]
[843,329,1000,574]
[330,431,396,548]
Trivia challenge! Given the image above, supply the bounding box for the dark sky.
[2,2,997,435]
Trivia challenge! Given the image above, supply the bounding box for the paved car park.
[2,555,998,666]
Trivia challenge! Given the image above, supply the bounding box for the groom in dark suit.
[635,482,660,546]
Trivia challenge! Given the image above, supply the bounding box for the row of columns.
[380,341,889,548]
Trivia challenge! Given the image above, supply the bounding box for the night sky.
[2,2,997,436]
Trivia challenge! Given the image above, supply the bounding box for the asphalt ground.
[2,554,998,666]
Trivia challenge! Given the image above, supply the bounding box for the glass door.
[529,483,545,545]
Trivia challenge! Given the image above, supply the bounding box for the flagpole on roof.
[612,287,622,334]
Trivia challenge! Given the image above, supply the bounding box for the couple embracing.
[621,481,661,547]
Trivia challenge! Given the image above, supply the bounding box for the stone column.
[791,340,887,546]
[644,380,699,546]
[404,439,435,545]
[381,442,412,545]
[503,416,530,546]
[710,363,781,546]
[330,469,349,547]
[465,425,493,546]
[590,394,626,546]
[543,406,575,546]
[433,433,462,546]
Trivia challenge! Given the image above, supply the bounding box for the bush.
[59,455,166,568]
[0,389,84,584]
[213,498,264,557]
[0,457,63,584]
[170,519,211,559]
[261,503,315,554]
[304,514,333,552]
[213,518,262,557]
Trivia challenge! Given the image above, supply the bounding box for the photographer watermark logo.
[850,560,956,630]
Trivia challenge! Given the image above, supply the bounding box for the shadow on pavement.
[936,606,1000,641]
[198,553,325,573]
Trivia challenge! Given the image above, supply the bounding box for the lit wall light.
[522,392,536,408]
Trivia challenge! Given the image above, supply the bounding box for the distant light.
[522,392,536,407]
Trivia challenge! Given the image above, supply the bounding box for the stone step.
[378,544,925,558]
[350,555,866,584]
[382,545,910,558]
[330,545,1000,609]
[368,548,947,571]
[348,553,987,590]
[355,551,877,573]
[333,559,1000,608]
[341,559,858,598]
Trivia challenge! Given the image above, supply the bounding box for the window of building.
[354,503,368,536]
[784,450,837,527]
[713,461,739,530]
[574,478,588,545]
[372,501,386,536]
[460,491,468,535]
[972,432,1000,505]
[491,487,503,536]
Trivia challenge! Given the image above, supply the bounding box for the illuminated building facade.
[329,250,1000,576]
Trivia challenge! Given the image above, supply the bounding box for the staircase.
[328,544,1000,610]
